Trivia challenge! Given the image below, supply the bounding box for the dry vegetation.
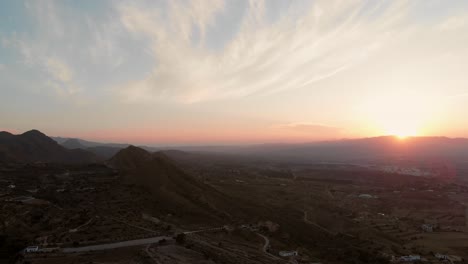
[1,150,468,263]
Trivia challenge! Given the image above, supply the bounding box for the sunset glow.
[1,1,468,144]
[3,2,468,262]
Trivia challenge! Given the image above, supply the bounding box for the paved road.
[59,226,225,253]
[62,236,172,253]
[257,233,270,252]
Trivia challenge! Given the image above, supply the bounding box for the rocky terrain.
[1,130,467,264]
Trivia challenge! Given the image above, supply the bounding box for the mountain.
[52,136,130,149]
[109,146,236,221]
[61,138,85,149]
[57,137,127,159]
[0,130,97,164]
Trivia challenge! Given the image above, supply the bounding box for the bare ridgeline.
[1,130,468,263]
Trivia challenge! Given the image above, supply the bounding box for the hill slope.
[0,130,97,164]
[59,138,123,159]
[109,146,236,221]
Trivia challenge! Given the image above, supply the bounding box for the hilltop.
[109,146,237,222]
[0,130,97,164]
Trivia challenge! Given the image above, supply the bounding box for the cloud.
[45,57,72,83]
[4,1,79,97]
[117,0,413,103]
[437,15,468,31]
[44,57,81,96]
[4,0,468,107]
[4,0,125,100]
[9,34,80,96]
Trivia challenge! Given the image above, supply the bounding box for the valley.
[1,131,468,263]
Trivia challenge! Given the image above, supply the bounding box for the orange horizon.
[2,127,468,146]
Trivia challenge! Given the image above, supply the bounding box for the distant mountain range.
[3,130,468,168]
[0,130,97,164]
[51,136,159,159]
[214,136,468,164]
[52,136,130,149]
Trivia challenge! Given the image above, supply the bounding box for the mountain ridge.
[109,146,238,221]
[0,130,97,164]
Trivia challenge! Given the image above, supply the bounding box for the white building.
[24,246,39,253]
[435,253,462,262]
[435,253,448,260]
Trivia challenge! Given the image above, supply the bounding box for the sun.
[384,120,419,139]
[386,126,417,139]
[395,134,408,139]
[358,91,435,139]
[392,133,411,140]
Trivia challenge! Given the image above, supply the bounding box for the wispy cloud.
[4,0,468,108]
[437,14,468,31]
[8,35,81,97]
[45,57,72,83]
[44,57,81,96]
[117,0,413,103]
[4,0,125,100]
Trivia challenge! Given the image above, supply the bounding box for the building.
[435,253,462,262]
[24,246,39,253]
[421,224,434,232]
[279,250,298,257]
[434,253,449,260]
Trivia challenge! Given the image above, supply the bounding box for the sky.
[1,0,468,145]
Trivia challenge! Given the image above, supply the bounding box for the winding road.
[256,233,281,260]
